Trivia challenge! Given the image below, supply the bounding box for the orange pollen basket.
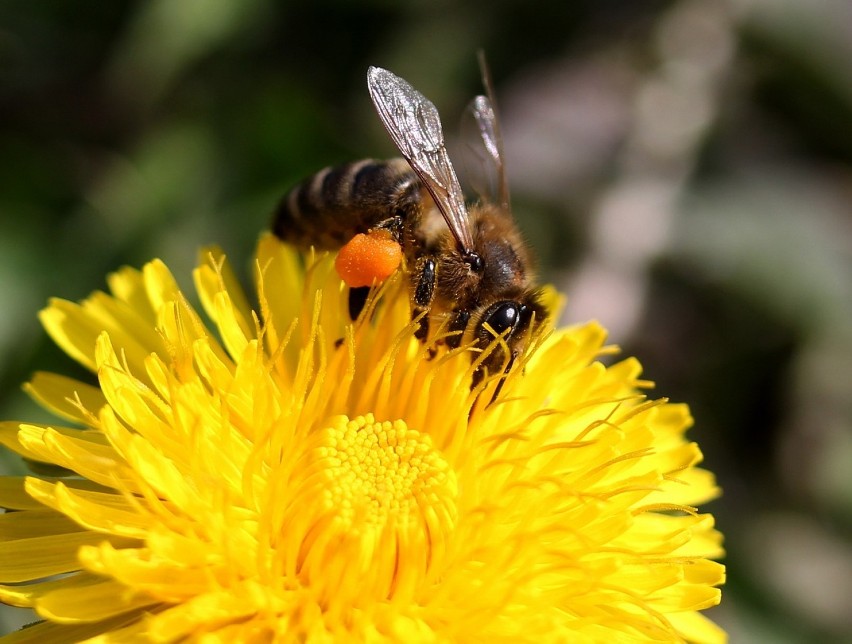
[335,230,403,287]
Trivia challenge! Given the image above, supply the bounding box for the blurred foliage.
[1,0,851,640]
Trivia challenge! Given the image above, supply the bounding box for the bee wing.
[461,94,510,209]
[367,66,475,253]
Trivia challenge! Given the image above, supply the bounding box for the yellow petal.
[36,577,157,624]
[666,609,728,644]
[23,480,151,540]
[23,372,106,426]
[0,477,45,510]
[0,530,137,583]
[105,265,155,323]
[0,509,82,542]
[195,245,253,333]
[39,295,165,379]
[3,613,153,643]
[0,571,118,608]
[16,426,133,492]
[140,259,182,315]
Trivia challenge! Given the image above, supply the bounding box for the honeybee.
[272,63,546,385]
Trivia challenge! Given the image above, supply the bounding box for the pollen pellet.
[335,230,403,287]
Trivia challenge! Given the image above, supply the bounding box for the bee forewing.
[367,66,475,252]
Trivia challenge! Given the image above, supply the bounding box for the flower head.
[0,234,724,642]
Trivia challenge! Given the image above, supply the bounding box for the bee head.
[471,294,547,385]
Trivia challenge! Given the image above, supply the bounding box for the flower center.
[323,415,452,525]
[297,414,457,601]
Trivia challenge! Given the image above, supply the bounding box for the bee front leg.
[412,256,436,341]
[445,310,471,349]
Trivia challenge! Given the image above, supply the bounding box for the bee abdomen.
[272,158,417,250]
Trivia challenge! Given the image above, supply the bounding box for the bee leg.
[346,215,408,322]
[412,256,436,341]
[445,310,471,349]
[346,213,411,323]
[348,286,371,321]
[371,214,405,243]
[488,353,517,403]
[471,351,516,402]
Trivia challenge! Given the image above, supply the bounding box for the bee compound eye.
[482,301,520,337]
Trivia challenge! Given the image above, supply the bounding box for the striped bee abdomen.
[272,157,419,250]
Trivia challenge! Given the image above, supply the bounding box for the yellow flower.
[0,233,725,643]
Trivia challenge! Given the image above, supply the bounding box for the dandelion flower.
[0,233,725,642]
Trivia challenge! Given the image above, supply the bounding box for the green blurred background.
[1,0,851,640]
